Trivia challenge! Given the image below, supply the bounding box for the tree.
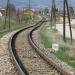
[4,0,11,30]
[4,0,16,30]
[69,6,74,15]
[17,8,21,24]
[38,10,42,14]
[44,8,49,15]
[38,9,43,15]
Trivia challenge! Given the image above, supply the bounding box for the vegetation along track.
[28,21,75,75]
[9,19,61,75]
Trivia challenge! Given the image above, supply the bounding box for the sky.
[0,0,75,9]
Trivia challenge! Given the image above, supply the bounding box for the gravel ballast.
[0,31,19,75]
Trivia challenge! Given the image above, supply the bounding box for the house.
[0,3,16,19]
[23,8,36,18]
[0,8,5,16]
[0,12,2,17]
[6,3,17,19]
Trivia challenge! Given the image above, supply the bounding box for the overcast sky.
[0,0,75,9]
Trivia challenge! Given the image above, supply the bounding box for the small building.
[23,9,36,18]
[0,3,16,19]
[0,8,5,16]
[6,3,17,19]
[0,12,2,17]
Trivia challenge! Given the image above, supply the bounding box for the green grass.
[0,31,8,38]
[0,17,35,38]
[40,25,75,68]
[55,47,75,68]
[0,18,4,26]
[0,19,28,30]
[40,33,52,48]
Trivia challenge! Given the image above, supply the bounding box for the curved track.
[9,20,43,75]
[9,19,74,75]
[15,20,60,75]
[28,22,75,75]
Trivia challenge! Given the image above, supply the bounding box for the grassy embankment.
[40,22,75,68]
[0,17,34,38]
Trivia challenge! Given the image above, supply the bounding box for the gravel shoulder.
[0,31,19,75]
[32,23,75,75]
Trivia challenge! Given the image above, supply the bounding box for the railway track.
[28,22,75,75]
[9,19,74,75]
[9,20,43,75]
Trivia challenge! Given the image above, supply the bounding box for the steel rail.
[9,20,43,75]
[28,20,75,75]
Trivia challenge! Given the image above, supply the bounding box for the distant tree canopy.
[69,6,74,15]
[38,9,43,15]
[39,10,41,14]
[44,8,49,15]
[56,8,58,12]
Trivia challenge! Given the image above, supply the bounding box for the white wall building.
[0,12,2,17]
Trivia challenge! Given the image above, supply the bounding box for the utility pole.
[8,0,11,30]
[51,0,56,29]
[63,0,66,42]
[22,8,24,20]
[29,0,31,24]
[17,8,20,24]
[63,0,72,43]
[4,0,11,30]
[4,0,9,29]
[29,0,31,10]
